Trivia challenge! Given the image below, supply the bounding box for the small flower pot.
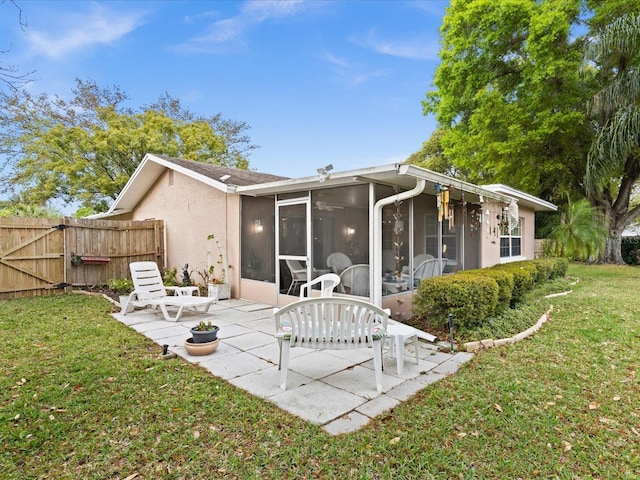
[207,283,230,301]
[189,325,219,343]
[119,295,129,312]
[184,337,219,356]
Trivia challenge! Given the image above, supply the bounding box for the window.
[500,218,522,258]
[424,214,457,261]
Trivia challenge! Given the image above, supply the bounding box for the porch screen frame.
[275,194,311,306]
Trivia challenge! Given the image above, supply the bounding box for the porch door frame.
[275,193,312,307]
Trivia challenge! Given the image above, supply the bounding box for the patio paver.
[111,299,470,435]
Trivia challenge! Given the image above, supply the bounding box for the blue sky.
[1,0,447,180]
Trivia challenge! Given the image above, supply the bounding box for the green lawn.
[2,263,639,479]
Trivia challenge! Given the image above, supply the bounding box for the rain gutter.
[372,167,427,307]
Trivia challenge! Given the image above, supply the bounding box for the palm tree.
[545,197,607,262]
[584,13,640,263]
[0,193,61,218]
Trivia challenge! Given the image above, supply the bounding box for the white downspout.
[372,177,427,307]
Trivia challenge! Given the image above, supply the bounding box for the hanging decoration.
[393,184,404,278]
[434,183,443,221]
[508,199,519,230]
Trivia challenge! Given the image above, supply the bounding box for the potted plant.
[204,234,231,300]
[207,266,230,301]
[189,320,220,343]
[184,321,220,355]
[108,277,134,312]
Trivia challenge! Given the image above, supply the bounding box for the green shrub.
[107,278,133,295]
[531,258,554,283]
[622,236,640,265]
[162,267,179,286]
[465,268,514,314]
[491,263,536,306]
[552,257,569,277]
[411,258,570,335]
[413,273,499,330]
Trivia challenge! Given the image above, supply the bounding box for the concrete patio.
[111,299,473,435]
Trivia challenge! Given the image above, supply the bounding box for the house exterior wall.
[128,169,241,294]
[520,208,536,259]
[109,162,544,315]
[479,203,537,267]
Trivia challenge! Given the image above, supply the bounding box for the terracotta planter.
[184,337,219,356]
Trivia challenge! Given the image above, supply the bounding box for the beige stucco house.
[97,153,556,319]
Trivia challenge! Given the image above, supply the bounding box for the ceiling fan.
[314,200,344,211]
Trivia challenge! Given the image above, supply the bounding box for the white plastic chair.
[326,252,352,274]
[401,253,434,277]
[126,261,216,322]
[413,258,439,280]
[298,273,341,299]
[339,264,369,296]
[275,297,388,392]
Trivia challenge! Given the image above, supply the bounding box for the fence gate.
[0,218,65,299]
[0,217,165,300]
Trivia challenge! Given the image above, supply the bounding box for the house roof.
[97,153,556,218]
[97,153,288,216]
[158,155,288,187]
[236,163,556,211]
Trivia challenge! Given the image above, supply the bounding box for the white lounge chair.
[125,261,216,322]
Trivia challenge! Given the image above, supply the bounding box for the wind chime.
[482,201,511,238]
[469,204,483,235]
[393,194,404,278]
[435,183,455,230]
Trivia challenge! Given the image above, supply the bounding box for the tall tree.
[422,0,639,263]
[422,0,591,200]
[0,79,257,212]
[583,13,640,263]
[1,0,33,90]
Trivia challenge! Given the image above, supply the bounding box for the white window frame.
[499,217,523,260]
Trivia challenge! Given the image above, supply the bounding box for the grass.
[2,263,640,479]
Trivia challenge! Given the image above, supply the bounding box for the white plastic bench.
[274,297,389,392]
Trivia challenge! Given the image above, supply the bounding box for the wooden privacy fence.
[0,217,165,300]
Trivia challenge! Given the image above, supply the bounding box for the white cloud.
[408,0,449,17]
[182,11,221,25]
[25,5,146,59]
[350,29,440,61]
[321,51,351,69]
[351,69,390,86]
[320,49,390,86]
[240,0,305,21]
[174,0,306,53]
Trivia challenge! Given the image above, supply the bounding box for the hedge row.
[411,257,568,331]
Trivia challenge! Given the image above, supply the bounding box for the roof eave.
[482,184,557,211]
